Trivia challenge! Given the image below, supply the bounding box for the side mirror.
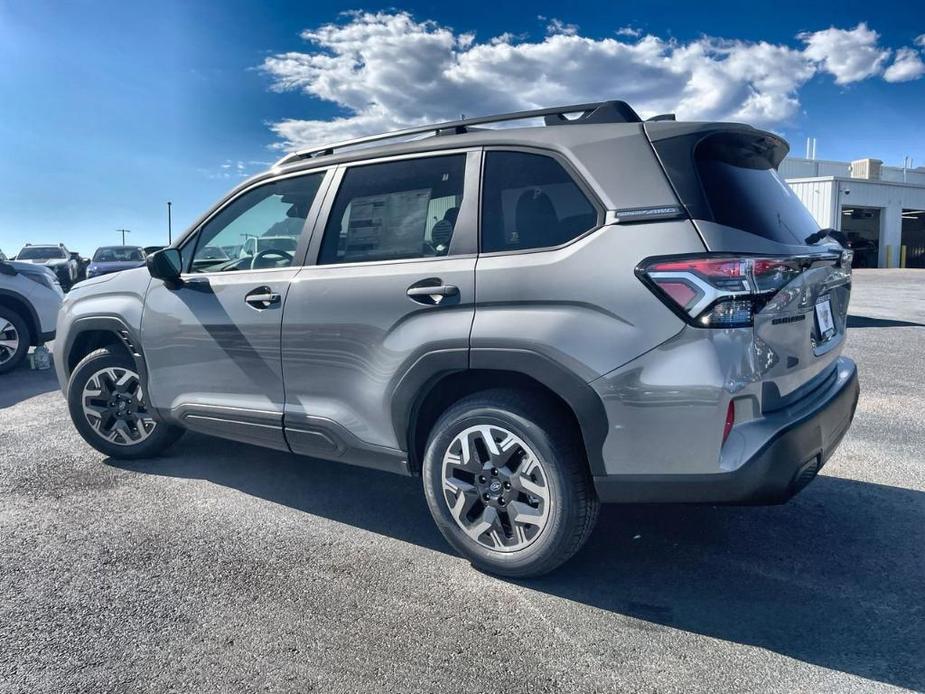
[147,248,183,287]
[0,260,16,276]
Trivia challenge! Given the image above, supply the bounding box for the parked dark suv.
[56,102,859,576]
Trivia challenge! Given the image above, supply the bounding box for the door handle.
[406,280,459,305]
[245,286,281,309]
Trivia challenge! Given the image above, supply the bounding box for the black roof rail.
[274,100,642,167]
[647,113,676,122]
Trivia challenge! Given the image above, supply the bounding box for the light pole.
[167,201,173,244]
[116,228,131,245]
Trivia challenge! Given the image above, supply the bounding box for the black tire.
[0,306,31,375]
[422,388,600,578]
[67,347,184,459]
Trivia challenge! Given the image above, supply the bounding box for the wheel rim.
[81,366,157,446]
[441,424,551,553]
[0,319,20,365]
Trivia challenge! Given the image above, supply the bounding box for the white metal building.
[783,157,925,268]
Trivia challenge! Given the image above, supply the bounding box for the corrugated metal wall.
[788,179,835,229]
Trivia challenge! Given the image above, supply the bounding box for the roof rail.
[274,100,641,168]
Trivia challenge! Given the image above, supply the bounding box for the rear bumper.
[593,357,859,504]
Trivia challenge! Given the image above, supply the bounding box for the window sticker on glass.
[343,189,431,261]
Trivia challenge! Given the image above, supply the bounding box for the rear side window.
[481,151,598,253]
[695,134,819,245]
[318,154,466,265]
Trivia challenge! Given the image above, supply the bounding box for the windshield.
[93,247,145,262]
[18,246,66,260]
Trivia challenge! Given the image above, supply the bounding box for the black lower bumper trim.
[593,358,860,505]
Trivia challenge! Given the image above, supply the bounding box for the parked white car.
[14,244,80,290]
[0,259,63,373]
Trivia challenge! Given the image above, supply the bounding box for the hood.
[9,261,57,276]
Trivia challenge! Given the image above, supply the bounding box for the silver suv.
[56,102,859,577]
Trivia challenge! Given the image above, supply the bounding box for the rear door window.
[481,151,598,253]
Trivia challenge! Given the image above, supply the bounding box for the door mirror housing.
[147,248,183,287]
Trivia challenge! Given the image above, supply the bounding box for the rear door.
[281,150,479,471]
[141,170,330,448]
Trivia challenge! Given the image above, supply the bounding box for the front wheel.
[0,307,30,375]
[67,348,183,459]
[422,389,599,578]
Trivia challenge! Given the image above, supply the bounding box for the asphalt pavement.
[1,269,923,693]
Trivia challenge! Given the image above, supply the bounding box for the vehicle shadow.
[0,363,59,409]
[848,314,925,328]
[109,434,924,690]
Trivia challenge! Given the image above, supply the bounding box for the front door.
[141,170,329,449]
[281,151,479,472]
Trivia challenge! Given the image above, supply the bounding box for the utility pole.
[116,228,131,245]
[167,201,173,244]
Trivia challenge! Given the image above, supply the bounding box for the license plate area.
[814,296,836,343]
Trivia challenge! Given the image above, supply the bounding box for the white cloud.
[883,47,925,82]
[915,34,925,48]
[615,26,641,38]
[260,13,910,151]
[544,18,579,36]
[799,23,889,83]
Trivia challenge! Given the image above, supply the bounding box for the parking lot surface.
[1,269,923,693]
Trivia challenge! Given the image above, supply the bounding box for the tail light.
[637,255,817,328]
[723,401,735,445]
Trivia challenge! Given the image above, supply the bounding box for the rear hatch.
[642,122,852,409]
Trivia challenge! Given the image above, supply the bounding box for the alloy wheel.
[0,319,20,366]
[441,424,551,552]
[81,366,157,446]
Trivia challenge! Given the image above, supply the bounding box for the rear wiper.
[804,228,835,245]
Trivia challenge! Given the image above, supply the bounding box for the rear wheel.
[67,348,183,459]
[0,307,30,375]
[422,389,599,577]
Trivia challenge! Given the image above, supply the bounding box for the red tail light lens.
[637,255,817,328]
[723,401,735,444]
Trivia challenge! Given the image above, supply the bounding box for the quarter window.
[188,173,324,273]
[318,155,466,265]
[481,151,598,253]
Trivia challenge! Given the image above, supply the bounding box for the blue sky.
[0,0,923,256]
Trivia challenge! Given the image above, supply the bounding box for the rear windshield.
[696,135,819,245]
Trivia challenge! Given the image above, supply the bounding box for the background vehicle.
[0,258,62,373]
[70,251,89,282]
[0,249,7,261]
[86,246,147,278]
[143,245,166,256]
[14,244,80,290]
[56,101,859,577]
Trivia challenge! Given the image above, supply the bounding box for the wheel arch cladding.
[64,317,146,382]
[395,348,609,476]
[0,290,40,345]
